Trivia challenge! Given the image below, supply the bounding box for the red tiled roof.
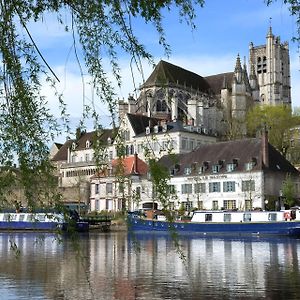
[112,155,148,176]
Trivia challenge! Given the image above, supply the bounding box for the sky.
[25,0,300,141]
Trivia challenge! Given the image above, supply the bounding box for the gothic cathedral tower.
[249,27,291,105]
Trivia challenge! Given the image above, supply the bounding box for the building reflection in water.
[0,232,300,299]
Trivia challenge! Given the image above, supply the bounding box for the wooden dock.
[80,215,111,231]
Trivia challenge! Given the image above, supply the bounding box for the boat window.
[205,214,213,222]
[37,214,45,222]
[243,213,251,222]
[19,214,25,221]
[27,214,35,222]
[3,213,10,221]
[224,213,231,222]
[268,213,277,221]
[11,214,17,221]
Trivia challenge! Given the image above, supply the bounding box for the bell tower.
[249,27,291,105]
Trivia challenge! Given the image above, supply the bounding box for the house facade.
[90,154,152,212]
[155,132,300,212]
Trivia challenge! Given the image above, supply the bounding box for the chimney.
[262,129,269,168]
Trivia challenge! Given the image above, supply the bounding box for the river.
[0,231,300,299]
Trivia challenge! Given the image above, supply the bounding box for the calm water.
[0,231,300,300]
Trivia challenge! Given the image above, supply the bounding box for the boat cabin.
[191,210,300,223]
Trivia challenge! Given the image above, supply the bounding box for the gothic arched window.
[156,100,162,112]
[161,100,167,112]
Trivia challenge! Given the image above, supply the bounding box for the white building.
[155,132,300,212]
[111,113,217,161]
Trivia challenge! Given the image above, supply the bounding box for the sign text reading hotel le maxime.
[187,174,228,181]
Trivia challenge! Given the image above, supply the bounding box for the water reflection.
[0,232,300,299]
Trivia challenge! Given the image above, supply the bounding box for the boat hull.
[127,216,300,237]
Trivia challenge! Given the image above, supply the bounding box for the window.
[168,185,176,195]
[223,200,236,210]
[182,184,192,194]
[212,165,220,173]
[223,181,236,192]
[212,200,218,210]
[86,140,90,148]
[224,214,231,222]
[189,140,194,150]
[205,214,212,222]
[184,166,192,175]
[106,183,113,194]
[136,187,141,198]
[226,163,236,172]
[95,184,99,194]
[209,182,220,193]
[71,155,76,163]
[198,166,205,174]
[119,182,124,193]
[242,180,255,192]
[243,213,251,222]
[109,151,113,160]
[181,138,188,150]
[85,153,90,162]
[245,200,252,210]
[268,213,277,221]
[245,162,255,171]
[95,200,99,211]
[194,183,206,194]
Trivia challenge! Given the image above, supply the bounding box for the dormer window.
[86,140,90,148]
[226,163,236,172]
[245,162,254,171]
[72,142,76,150]
[198,166,205,174]
[107,137,112,144]
[212,164,220,173]
[184,166,192,175]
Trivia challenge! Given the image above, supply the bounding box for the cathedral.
[119,27,291,138]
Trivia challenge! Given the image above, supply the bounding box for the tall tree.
[246,105,300,156]
[0,0,204,207]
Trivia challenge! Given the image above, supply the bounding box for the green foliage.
[0,0,204,208]
[282,173,296,208]
[246,105,300,156]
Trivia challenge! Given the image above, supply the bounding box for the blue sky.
[26,0,300,137]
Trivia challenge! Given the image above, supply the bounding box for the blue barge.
[127,210,300,237]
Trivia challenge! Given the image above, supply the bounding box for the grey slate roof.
[51,139,74,162]
[159,138,299,176]
[127,113,161,136]
[75,129,114,150]
[141,60,211,93]
[205,72,234,94]
[141,60,236,96]
[51,129,114,161]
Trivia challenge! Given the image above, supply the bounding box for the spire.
[267,18,273,38]
[234,54,242,73]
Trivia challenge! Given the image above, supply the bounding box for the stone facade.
[120,27,291,138]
